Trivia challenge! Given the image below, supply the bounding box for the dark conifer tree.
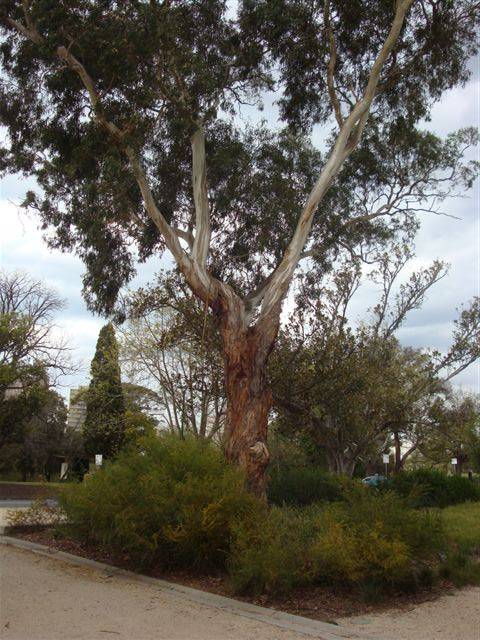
[84,323,125,459]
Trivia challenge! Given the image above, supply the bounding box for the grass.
[439,502,480,587]
[442,502,480,552]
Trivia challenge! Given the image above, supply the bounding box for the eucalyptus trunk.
[219,300,279,498]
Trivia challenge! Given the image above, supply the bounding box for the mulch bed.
[12,528,452,622]
[0,483,60,501]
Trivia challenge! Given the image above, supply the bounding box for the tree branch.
[253,0,415,321]
[56,46,124,140]
[324,0,344,128]
[4,12,219,306]
[173,226,194,248]
[126,149,212,299]
[3,1,41,45]
[191,126,211,267]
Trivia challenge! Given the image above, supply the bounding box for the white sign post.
[383,453,390,476]
[95,454,103,467]
[451,457,457,474]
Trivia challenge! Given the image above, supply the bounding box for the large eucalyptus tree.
[1,0,478,494]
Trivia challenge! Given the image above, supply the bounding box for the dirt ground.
[0,545,316,640]
[337,588,480,640]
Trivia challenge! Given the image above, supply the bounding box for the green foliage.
[267,465,355,506]
[58,435,475,597]
[0,270,71,478]
[60,434,261,569]
[83,323,125,459]
[229,505,322,595]
[18,389,68,481]
[442,502,480,553]
[438,549,480,587]
[439,502,480,586]
[123,409,156,447]
[1,2,478,311]
[386,470,480,508]
[272,322,408,475]
[419,392,480,472]
[230,489,445,596]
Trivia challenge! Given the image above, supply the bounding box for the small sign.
[383,454,390,464]
[451,457,458,465]
[95,454,103,467]
[60,462,69,480]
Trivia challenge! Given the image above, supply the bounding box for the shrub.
[229,505,322,595]
[386,469,480,508]
[60,434,262,569]
[310,489,445,590]
[230,488,446,596]
[267,465,355,506]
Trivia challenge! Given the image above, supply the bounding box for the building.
[67,387,87,431]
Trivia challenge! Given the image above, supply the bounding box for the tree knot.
[249,441,270,464]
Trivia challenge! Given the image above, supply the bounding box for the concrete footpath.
[0,539,372,640]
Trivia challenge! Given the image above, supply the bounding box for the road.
[0,499,57,508]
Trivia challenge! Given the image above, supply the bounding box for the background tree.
[273,327,398,475]
[0,270,71,397]
[369,250,480,471]
[120,273,225,441]
[418,391,480,473]
[271,247,480,476]
[122,382,159,446]
[19,389,67,481]
[0,270,74,477]
[83,322,125,459]
[1,1,479,493]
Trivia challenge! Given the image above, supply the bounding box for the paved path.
[0,545,346,640]
[0,499,57,508]
[338,587,480,640]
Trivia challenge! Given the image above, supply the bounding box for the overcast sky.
[1,56,479,400]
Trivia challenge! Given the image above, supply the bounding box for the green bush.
[60,434,262,569]
[59,439,462,598]
[267,465,355,506]
[386,469,480,508]
[229,505,323,595]
[230,488,446,596]
[310,489,444,590]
